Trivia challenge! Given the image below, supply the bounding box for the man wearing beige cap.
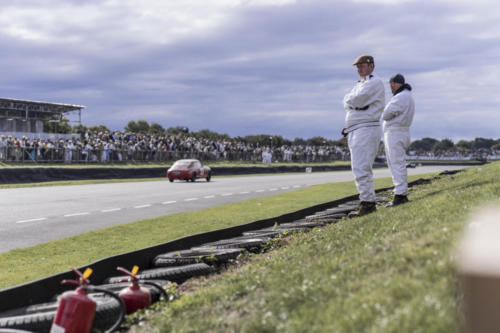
[342,55,385,217]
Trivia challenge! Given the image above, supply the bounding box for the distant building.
[0,98,84,139]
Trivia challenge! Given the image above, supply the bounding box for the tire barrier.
[0,175,446,332]
[277,221,326,229]
[196,237,269,251]
[0,167,167,184]
[241,230,285,238]
[105,263,213,285]
[153,248,243,267]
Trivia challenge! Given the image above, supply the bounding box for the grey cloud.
[1,1,500,140]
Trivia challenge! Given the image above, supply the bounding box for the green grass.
[122,163,500,333]
[1,173,411,290]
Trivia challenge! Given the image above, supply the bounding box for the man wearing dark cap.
[383,73,415,206]
[343,54,385,217]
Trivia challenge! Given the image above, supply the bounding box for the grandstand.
[0,97,84,139]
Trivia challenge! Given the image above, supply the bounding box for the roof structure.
[0,97,84,119]
[0,98,85,137]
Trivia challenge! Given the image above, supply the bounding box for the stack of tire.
[305,194,388,222]
[0,219,326,332]
[305,200,360,223]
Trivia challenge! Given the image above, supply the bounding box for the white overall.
[343,74,385,202]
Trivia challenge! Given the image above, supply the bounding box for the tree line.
[409,137,500,153]
[48,119,344,148]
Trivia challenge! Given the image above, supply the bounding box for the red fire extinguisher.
[116,266,151,314]
[50,267,96,333]
[50,267,126,333]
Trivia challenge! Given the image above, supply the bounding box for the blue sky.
[0,0,499,141]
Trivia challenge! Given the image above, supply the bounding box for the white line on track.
[185,198,198,201]
[101,208,121,213]
[134,204,152,209]
[281,186,290,190]
[162,201,176,205]
[64,212,90,217]
[293,185,301,188]
[269,188,278,191]
[256,189,265,192]
[239,191,250,194]
[16,217,47,224]
[204,195,215,199]
[221,193,233,196]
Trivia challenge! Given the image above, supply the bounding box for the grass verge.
[0,177,169,189]
[124,163,500,333]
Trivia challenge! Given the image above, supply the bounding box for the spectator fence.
[0,146,348,164]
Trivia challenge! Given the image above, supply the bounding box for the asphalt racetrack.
[0,165,469,253]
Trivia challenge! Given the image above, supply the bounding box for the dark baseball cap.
[389,73,405,84]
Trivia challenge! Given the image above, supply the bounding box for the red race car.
[166,159,212,182]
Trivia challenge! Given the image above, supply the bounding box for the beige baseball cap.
[352,55,374,66]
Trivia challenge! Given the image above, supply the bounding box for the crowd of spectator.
[1,130,498,164]
[0,131,349,164]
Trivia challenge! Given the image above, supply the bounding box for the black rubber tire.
[90,293,123,332]
[191,173,196,182]
[241,230,282,238]
[376,193,389,201]
[153,248,242,267]
[0,293,121,333]
[206,172,211,182]
[105,263,213,284]
[93,279,170,303]
[277,221,325,229]
[198,237,267,251]
[337,200,360,207]
[314,212,346,219]
[305,215,342,223]
[326,206,357,214]
[306,210,343,220]
[260,225,311,233]
[169,178,174,182]
[0,304,54,333]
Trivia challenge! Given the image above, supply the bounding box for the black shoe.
[348,201,376,218]
[386,195,408,207]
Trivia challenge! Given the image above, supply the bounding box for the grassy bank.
[124,163,500,332]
